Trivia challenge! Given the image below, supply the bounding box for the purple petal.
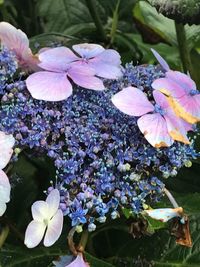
[43,209,63,247]
[72,43,104,58]
[151,48,170,71]
[26,71,72,101]
[68,65,105,91]
[46,189,60,218]
[38,47,79,72]
[24,220,46,248]
[112,87,154,116]
[94,49,121,65]
[137,113,173,147]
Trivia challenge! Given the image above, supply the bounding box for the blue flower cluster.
[0,48,18,95]
[0,57,198,231]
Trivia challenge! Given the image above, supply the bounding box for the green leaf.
[146,0,200,25]
[133,2,200,49]
[85,252,115,267]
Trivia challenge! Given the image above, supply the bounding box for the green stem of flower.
[175,22,193,76]
[67,227,78,256]
[85,0,107,42]
[77,230,89,252]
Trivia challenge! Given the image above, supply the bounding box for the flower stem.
[67,227,78,256]
[77,230,88,252]
[164,188,179,208]
[175,22,193,76]
[85,0,107,42]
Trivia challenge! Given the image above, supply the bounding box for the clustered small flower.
[0,54,198,231]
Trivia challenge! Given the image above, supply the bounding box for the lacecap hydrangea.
[0,47,199,232]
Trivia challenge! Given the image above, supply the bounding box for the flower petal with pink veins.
[72,43,104,58]
[38,47,79,72]
[68,65,105,91]
[24,220,46,248]
[112,87,154,116]
[26,71,72,101]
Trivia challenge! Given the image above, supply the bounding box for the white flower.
[24,189,63,248]
[0,131,15,216]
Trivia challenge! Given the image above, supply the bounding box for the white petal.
[46,189,60,218]
[0,201,7,216]
[72,43,104,58]
[43,209,63,247]
[0,170,10,203]
[24,220,46,248]
[0,132,15,169]
[31,201,49,221]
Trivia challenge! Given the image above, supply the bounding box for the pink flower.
[0,131,15,216]
[66,253,90,267]
[71,43,122,79]
[24,189,63,248]
[0,22,40,72]
[26,46,105,101]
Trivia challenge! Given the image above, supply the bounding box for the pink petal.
[68,65,105,91]
[94,49,121,65]
[31,201,49,221]
[166,70,196,92]
[38,47,79,72]
[88,61,122,79]
[152,78,185,99]
[153,90,170,109]
[0,132,15,169]
[0,170,10,204]
[151,48,170,71]
[24,220,46,248]
[72,43,104,58]
[137,113,173,147]
[67,253,90,267]
[0,22,29,58]
[112,87,154,116]
[164,111,190,144]
[46,189,60,218]
[26,71,72,101]
[43,209,63,247]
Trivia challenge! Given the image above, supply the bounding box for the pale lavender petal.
[153,90,170,109]
[166,70,196,92]
[145,207,183,222]
[0,132,15,169]
[137,113,173,147]
[72,43,104,59]
[24,220,46,248]
[67,254,90,267]
[43,209,63,247]
[89,61,122,79]
[93,49,121,65]
[152,78,186,98]
[38,47,79,72]
[26,71,72,101]
[32,201,48,221]
[46,189,60,218]
[68,65,105,91]
[0,170,10,204]
[151,48,170,71]
[112,87,154,116]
